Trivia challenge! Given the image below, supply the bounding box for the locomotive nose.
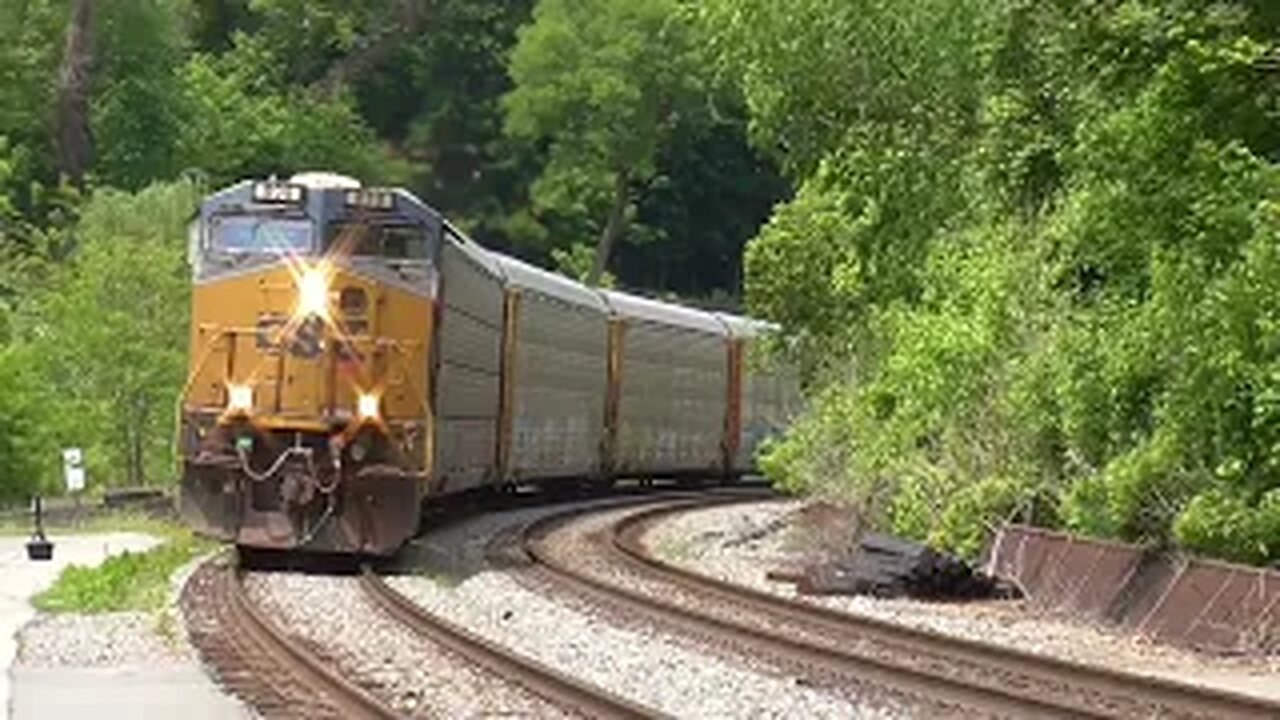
[181,256,432,554]
[215,265,380,423]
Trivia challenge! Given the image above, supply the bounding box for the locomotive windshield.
[211,215,313,254]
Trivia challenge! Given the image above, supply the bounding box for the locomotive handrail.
[172,337,224,471]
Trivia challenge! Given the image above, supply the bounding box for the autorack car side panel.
[433,229,506,493]
[598,290,729,478]
[490,254,610,483]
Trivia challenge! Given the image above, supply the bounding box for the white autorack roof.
[599,289,726,336]
[491,254,609,312]
[714,312,778,339]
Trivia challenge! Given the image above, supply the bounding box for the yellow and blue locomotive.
[178,173,797,555]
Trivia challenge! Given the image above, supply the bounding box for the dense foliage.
[0,0,1271,568]
[505,0,709,285]
[0,0,782,499]
[704,0,1280,564]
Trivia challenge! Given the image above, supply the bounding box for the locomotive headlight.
[297,266,330,318]
[358,393,381,422]
[227,384,254,414]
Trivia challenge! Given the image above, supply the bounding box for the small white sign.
[62,448,85,493]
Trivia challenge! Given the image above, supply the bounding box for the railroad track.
[185,548,665,718]
[358,566,660,719]
[520,497,1280,720]
[183,556,399,720]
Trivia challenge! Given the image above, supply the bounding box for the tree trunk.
[118,419,131,491]
[318,0,430,96]
[55,0,94,188]
[131,395,148,486]
[587,170,629,287]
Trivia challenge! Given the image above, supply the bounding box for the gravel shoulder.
[15,543,221,670]
[646,500,1280,703]
[16,612,191,668]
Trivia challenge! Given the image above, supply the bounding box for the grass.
[0,509,184,538]
[31,523,217,614]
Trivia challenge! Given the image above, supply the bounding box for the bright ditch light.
[358,393,381,422]
[227,383,254,413]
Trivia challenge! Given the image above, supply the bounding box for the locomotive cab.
[178,173,439,555]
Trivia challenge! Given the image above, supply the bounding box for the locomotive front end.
[178,174,439,555]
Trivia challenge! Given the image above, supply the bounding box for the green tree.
[0,0,72,221]
[504,0,709,285]
[623,121,788,298]
[92,0,190,189]
[350,0,539,246]
[710,0,1280,563]
[0,343,50,503]
[22,179,200,489]
[175,49,391,185]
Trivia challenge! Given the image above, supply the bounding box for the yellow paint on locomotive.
[183,260,434,479]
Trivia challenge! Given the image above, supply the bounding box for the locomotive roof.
[490,254,609,312]
[599,289,726,336]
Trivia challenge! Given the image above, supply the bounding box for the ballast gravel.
[389,570,907,719]
[528,503,1008,717]
[16,612,191,668]
[388,494,931,719]
[647,500,1280,703]
[243,570,567,718]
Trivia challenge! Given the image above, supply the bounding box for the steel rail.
[215,560,402,720]
[519,500,1086,719]
[615,500,1280,720]
[358,566,663,720]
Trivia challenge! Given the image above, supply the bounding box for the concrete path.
[11,666,248,720]
[0,534,248,719]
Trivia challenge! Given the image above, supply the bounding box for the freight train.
[177,173,799,555]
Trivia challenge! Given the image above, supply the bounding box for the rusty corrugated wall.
[985,525,1280,654]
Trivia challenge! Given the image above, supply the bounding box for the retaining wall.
[984,524,1279,654]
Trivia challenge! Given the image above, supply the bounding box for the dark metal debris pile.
[784,533,1018,600]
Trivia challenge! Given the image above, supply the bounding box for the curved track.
[188,553,666,719]
[183,557,400,720]
[521,497,1280,720]
[358,566,661,719]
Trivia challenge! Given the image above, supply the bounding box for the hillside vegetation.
[706,0,1280,564]
[0,0,1275,566]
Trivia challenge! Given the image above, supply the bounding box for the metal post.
[34,495,44,538]
[26,494,54,561]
